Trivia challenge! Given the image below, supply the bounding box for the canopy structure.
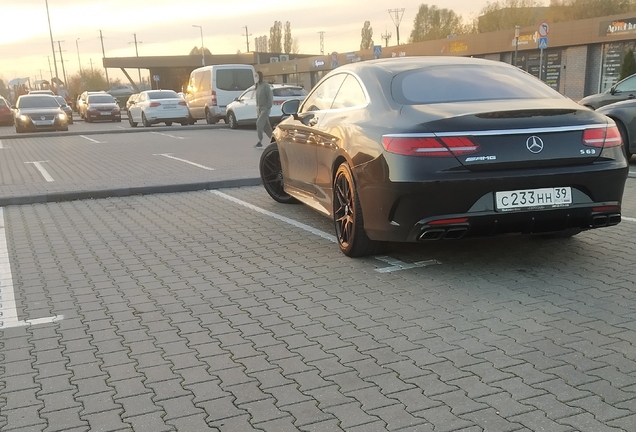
[7,77,29,87]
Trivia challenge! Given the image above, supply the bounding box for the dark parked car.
[579,73,636,110]
[84,93,121,123]
[259,57,629,257]
[0,96,13,126]
[54,95,74,124]
[13,94,69,133]
[597,98,636,160]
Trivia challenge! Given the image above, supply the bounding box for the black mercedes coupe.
[259,57,629,257]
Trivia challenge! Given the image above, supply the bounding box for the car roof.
[336,56,511,75]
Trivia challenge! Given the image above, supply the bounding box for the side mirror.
[11,105,16,109]
[610,86,617,95]
[234,97,239,101]
[281,99,301,117]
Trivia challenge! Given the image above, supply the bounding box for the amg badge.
[465,155,497,162]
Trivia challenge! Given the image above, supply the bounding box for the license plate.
[33,120,53,126]
[163,105,176,109]
[100,112,111,115]
[495,187,572,211]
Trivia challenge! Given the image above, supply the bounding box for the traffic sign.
[332,61,339,68]
[331,52,339,62]
[538,22,549,37]
[373,45,382,58]
[153,75,160,82]
[538,37,548,50]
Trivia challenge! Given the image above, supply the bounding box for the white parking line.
[0,208,63,329]
[151,131,185,140]
[154,153,215,170]
[374,256,441,273]
[116,126,126,130]
[624,216,636,223]
[24,161,54,182]
[79,135,102,143]
[210,191,337,242]
[0,139,4,149]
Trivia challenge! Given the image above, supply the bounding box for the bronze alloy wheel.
[333,163,384,257]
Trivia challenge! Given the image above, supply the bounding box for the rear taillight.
[273,100,284,105]
[178,101,187,106]
[382,135,480,157]
[211,90,217,106]
[582,125,622,148]
[149,102,161,107]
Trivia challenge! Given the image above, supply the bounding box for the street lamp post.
[514,25,521,67]
[76,38,82,73]
[45,0,60,95]
[193,25,205,66]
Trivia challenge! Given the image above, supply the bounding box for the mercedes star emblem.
[40,116,46,121]
[526,136,544,154]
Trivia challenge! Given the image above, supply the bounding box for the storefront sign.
[450,41,468,53]
[600,17,636,36]
[314,60,325,67]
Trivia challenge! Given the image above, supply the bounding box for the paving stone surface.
[1,130,636,431]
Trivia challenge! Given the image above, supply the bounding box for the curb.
[0,122,228,140]
[0,178,262,207]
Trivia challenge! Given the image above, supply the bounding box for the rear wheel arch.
[612,118,632,159]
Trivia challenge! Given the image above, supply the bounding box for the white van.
[185,64,257,124]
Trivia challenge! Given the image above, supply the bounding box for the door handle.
[308,117,318,126]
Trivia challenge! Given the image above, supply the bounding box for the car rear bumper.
[356,161,629,242]
[87,112,121,121]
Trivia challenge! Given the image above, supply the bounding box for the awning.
[7,77,29,86]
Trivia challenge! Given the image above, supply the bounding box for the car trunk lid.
[399,100,611,171]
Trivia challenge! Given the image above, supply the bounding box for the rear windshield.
[216,69,255,91]
[148,91,178,99]
[55,96,68,105]
[274,87,307,97]
[392,65,564,105]
[88,95,116,103]
[17,96,59,108]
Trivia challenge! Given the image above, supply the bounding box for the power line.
[381,29,392,47]
[388,8,405,45]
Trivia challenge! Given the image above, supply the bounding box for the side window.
[188,75,196,93]
[615,75,636,93]
[300,74,347,112]
[241,90,255,100]
[331,75,367,109]
[201,71,211,92]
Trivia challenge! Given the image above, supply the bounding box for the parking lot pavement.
[0,128,261,206]
[1,177,636,431]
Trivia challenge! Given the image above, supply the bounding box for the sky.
[0,0,536,84]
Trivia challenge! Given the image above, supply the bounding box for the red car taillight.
[211,90,217,106]
[178,101,187,106]
[582,125,622,148]
[273,100,284,105]
[382,135,480,157]
[149,102,161,107]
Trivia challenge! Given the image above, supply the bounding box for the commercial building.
[104,12,636,99]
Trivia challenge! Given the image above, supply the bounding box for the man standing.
[254,71,273,149]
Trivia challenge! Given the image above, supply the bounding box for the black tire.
[227,111,238,129]
[259,143,297,204]
[617,121,633,161]
[86,117,92,123]
[60,126,68,132]
[205,109,214,124]
[142,112,152,127]
[333,163,385,257]
[165,121,172,126]
[15,126,23,134]
[128,114,137,128]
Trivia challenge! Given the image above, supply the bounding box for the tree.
[360,21,374,50]
[620,49,636,80]
[189,46,212,57]
[409,4,466,42]
[545,0,636,22]
[269,21,283,53]
[477,0,543,33]
[284,21,292,54]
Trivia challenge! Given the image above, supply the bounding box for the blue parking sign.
[373,45,382,58]
[538,37,548,49]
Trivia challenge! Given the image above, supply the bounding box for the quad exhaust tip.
[419,226,468,241]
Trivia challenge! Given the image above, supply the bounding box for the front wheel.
[333,163,385,257]
[205,109,216,124]
[259,143,297,204]
[128,113,138,127]
[227,111,238,129]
